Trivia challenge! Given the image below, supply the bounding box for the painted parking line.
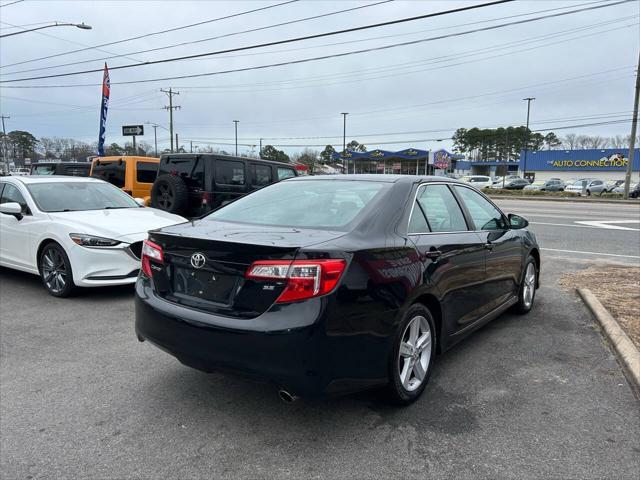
[574,220,640,231]
[541,248,640,259]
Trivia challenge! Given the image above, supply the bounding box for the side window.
[591,180,602,186]
[277,167,295,180]
[91,162,125,188]
[250,164,272,186]
[215,160,245,185]
[136,162,158,183]
[454,186,506,231]
[411,184,467,233]
[0,183,29,213]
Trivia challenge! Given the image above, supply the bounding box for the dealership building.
[453,148,640,182]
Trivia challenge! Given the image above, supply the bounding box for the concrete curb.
[577,288,640,396]
[488,196,638,204]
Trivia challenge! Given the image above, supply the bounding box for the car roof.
[286,174,463,184]
[32,162,91,166]
[2,175,104,184]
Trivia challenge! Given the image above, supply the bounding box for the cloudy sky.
[0,0,638,156]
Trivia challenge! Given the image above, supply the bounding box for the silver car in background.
[564,178,606,196]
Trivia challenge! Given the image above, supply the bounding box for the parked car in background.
[461,175,493,190]
[135,175,540,404]
[563,178,577,187]
[10,167,30,176]
[31,162,91,177]
[150,153,297,217]
[564,178,607,196]
[523,179,565,192]
[90,156,159,204]
[499,178,530,190]
[0,176,185,297]
[612,182,640,198]
[492,175,521,186]
[605,179,625,192]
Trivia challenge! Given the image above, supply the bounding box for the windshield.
[206,180,389,229]
[27,181,139,212]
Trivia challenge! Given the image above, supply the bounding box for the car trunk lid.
[147,221,345,318]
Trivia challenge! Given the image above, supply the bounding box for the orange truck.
[90,156,159,205]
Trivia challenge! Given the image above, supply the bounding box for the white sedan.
[0,176,186,297]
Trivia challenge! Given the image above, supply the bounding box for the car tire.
[586,190,591,196]
[151,174,189,215]
[39,242,76,298]
[513,255,537,314]
[386,304,436,405]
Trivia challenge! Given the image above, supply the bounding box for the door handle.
[424,249,442,260]
[484,243,495,251]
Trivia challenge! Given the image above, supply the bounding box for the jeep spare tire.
[151,174,189,214]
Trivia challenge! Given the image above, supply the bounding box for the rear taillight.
[246,259,346,303]
[141,239,163,277]
[201,191,213,206]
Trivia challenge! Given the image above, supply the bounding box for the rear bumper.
[135,277,394,397]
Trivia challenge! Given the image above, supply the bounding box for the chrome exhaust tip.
[278,389,299,403]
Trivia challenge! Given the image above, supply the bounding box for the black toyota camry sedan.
[135,175,540,405]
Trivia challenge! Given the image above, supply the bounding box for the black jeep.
[151,153,297,217]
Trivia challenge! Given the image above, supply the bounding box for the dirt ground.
[561,266,640,349]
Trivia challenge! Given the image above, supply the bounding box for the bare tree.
[584,136,608,149]
[563,133,578,149]
[576,135,590,149]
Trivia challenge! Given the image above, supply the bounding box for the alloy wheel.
[522,262,536,308]
[397,315,432,392]
[41,247,68,294]
[158,183,174,209]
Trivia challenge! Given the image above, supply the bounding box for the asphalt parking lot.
[1,201,639,479]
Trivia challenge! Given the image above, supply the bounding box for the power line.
[2,0,631,88]
[0,21,145,64]
[0,0,518,83]
[0,0,394,75]
[0,0,25,7]
[0,0,299,69]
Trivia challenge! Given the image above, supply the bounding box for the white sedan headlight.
[69,233,121,247]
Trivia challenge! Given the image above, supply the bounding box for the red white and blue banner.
[97,63,110,156]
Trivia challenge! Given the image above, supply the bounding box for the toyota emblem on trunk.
[190,252,206,269]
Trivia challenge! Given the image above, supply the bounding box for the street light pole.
[259,138,263,158]
[233,120,239,156]
[341,112,348,174]
[522,97,535,180]
[1,115,9,173]
[0,22,92,38]
[623,50,639,200]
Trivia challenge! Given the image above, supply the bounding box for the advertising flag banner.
[97,63,110,156]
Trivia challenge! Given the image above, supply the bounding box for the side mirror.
[508,213,528,229]
[0,202,23,220]
[134,198,146,207]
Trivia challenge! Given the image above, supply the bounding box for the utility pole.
[1,115,9,173]
[233,120,239,156]
[522,97,535,180]
[341,112,348,174]
[152,124,158,156]
[623,50,639,200]
[190,140,193,153]
[161,88,180,153]
[175,133,179,152]
[259,138,263,158]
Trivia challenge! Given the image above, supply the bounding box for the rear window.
[136,162,158,183]
[206,180,389,229]
[91,162,125,188]
[215,160,245,185]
